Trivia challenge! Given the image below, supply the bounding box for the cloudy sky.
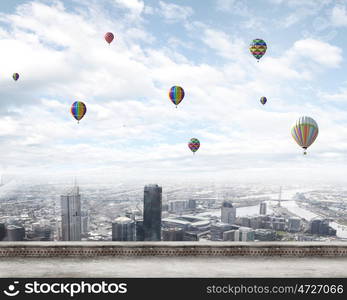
[0,0,347,184]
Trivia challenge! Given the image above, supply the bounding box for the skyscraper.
[61,185,81,241]
[259,202,267,215]
[221,201,236,224]
[112,217,135,241]
[143,184,162,241]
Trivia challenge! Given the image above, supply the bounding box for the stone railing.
[0,241,347,257]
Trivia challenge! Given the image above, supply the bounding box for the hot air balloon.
[71,101,87,123]
[249,39,267,62]
[291,116,318,155]
[169,86,185,107]
[188,138,200,154]
[13,73,19,81]
[104,32,114,44]
[260,96,267,105]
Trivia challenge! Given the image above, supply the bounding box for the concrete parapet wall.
[0,242,347,257]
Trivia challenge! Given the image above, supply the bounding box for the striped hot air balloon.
[291,116,319,155]
[169,86,185,107]
[104,32,114,44]
[188,138,200,154]
[249,39,267,61]
[260,96,267,105]
[71,101,87,123]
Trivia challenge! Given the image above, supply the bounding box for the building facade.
[61,186,82,241]
[221,201,236,224]
[143,184,162,241]
[112,216,135,241]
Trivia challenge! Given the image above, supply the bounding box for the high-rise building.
[162,227,184,241]
[309,218,336,236]
[135,219,145,241]
[61,185,81,241]
[259,202,267,215]
[7,225,25,241]
[143,184,162,241]
[221,201,236,224]
[0,223,6,241]
[112,216,135,241]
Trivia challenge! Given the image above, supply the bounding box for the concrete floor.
[0,256,347,277]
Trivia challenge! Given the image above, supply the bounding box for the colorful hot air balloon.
[188,138,200,154]
[260,96,267,105]
[291,116,319,155]
[71,101,87,123]
[169,86,185,107]
[13,73,19,81]
[104,32,114,44]
[249,39,267,61]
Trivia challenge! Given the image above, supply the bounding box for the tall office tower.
[61,185,82,241]
[162,227,184,241]
[221,201,236,224]
[135,219,145,241]
[259,202,267,215]
[7,225,25,241]
[143,184,162,241]
[112,217,135,241]
[0,223,6,240]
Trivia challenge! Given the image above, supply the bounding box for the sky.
[1,0,347,184]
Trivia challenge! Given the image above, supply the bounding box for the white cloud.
[113,0,145,16]
[158,1,193,22]
[331,5,347,26]
[290,39,342,67]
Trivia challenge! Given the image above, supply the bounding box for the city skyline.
[1,181,346,242]
[1,1,347,182]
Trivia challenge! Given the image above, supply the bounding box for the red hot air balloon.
[104,32,114,44]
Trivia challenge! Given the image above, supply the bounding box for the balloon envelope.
[169,86,185,106]
[249,39,267,60]
[13,73,19,81]
[291,116,318,152]
[260,96,267,105]
[188,138,200,153]
[71,101,87,122]
[104,32,114,44]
